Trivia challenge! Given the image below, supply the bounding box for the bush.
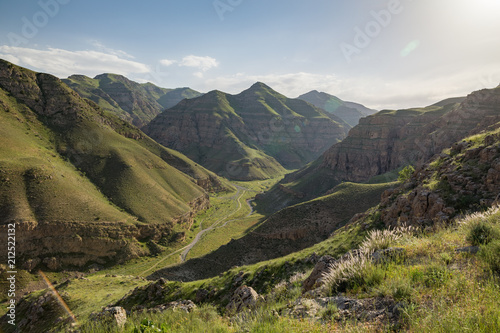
[377,277,414,302]
[321,250,384,294]
[480,239,500,273]
[360,226,413,253]
[422,265,450,288]
[398,165,415,182]
[467,221,500,246]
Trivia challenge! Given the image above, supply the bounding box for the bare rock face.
[226,285,260,312]
[264,86,500,209]
[365,132,500,229]
[322,87,500,183]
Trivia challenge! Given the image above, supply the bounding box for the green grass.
[8,201,500,333]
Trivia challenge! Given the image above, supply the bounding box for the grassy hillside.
[298,90,377,127]
[0,59,224,270]
[145,83,349,180]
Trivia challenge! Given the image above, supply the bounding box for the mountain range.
[298,90,377,127]
[63,74,201,128]
[144,82,350,180]
[2,58,500,332]
[258,88,499,211]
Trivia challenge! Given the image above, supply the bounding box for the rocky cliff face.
[0,194,209,270]
[144,83,350,180]
[323,87,500,183]
[346,124,500,231]
[262,86,500,209]
[370,132,500,229]
[0,60,214,270]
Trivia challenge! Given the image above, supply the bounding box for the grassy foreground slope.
[0,59,226,270]
[7,201,500,332]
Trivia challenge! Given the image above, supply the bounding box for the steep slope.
[150,181,395,281]
[144,83,350,180]
[298,90,377,126]
[365,127,500,229]
[260,87,500,210]
[0,60,221,270]
[63,74,202,127]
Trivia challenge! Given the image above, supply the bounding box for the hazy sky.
[0,0,499,109]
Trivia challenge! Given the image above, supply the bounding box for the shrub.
[321,250,383,294]
[479,239,500,273]
[466,221,500,246]
[360,226,413,253]
[422,265,450,288]
[377,277,414,302]
[398,165,415,182]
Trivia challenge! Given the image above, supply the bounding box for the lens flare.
[39,270,78,324]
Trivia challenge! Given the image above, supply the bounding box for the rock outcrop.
[226,286,260,312]
[89,307,127,330]
[357,131,500,229]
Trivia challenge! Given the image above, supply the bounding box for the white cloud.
[160,59,176,66]
[0,46,150,78]
[203,72,341,98]
[201,68,500,110]
[179,55,218,72]
[88,40,135,59]
[193,71,204,78]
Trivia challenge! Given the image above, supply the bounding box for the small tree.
[398,165,415,182]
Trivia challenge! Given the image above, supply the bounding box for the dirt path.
[139,185,257,276]
[138,188,243,276]
[178,184,259,262]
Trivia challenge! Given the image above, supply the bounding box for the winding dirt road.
[139,185,254,276]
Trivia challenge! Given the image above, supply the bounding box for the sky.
[0,0,499,110]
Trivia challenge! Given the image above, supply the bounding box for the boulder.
[302,255,337,293]
[90,307,127,329]
[226,286,260,312]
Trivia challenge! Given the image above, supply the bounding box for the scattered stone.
[90,306,127,329]
[232,271,249,287]
[302,255,337,293]
[136,300,197,314]
[43,257,60,271]
[195,288,210,303]
[455,246,480,254]
[226,285,260,312]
